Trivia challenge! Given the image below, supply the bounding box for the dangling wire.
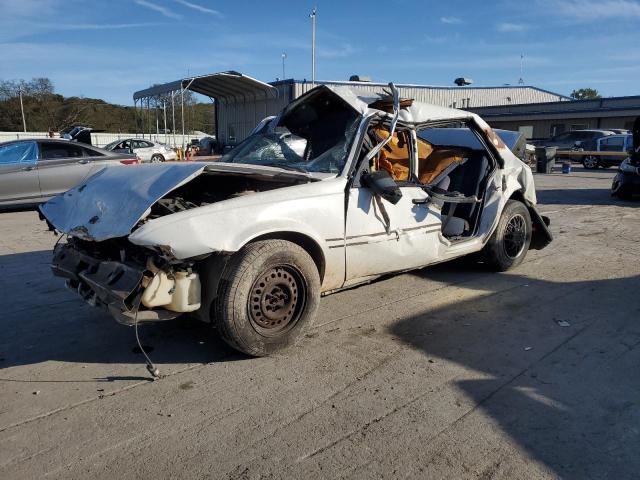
[132,273,161,379]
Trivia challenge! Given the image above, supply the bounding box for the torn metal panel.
[40,163,207,241]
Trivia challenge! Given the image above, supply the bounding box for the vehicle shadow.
[536,188,640,207]
[392,264,640,479]
[0,250,240,373]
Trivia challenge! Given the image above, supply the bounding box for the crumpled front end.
[51,238,201,325]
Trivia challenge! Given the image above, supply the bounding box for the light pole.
[19,86,27,133]
[281,52,287,80]
[310,7,316,86]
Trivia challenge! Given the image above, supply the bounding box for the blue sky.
[1,0,639,105]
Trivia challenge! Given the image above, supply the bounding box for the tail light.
[120,159,140,165]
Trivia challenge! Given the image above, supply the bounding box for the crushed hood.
[40,162,314,242]
[40,163,207,241]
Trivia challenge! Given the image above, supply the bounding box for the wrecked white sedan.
[41,84,552,356]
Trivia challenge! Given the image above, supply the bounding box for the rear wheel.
[150,154,164,163]
[582,155,599,169]
[482,200,532,271]
[214,240,320,356]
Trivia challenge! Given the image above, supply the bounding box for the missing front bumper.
[51,243,181,325]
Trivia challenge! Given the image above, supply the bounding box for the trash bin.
[535,146,557,173]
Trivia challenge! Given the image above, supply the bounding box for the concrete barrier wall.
[0,132,207,148]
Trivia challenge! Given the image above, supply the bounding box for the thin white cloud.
[318,43,357,59]
[135,0,182,19]
[174,0,221,16]
[47,23,160,30]
[538,0,640,20]
[440,16,463,24]
[497,22,528,32]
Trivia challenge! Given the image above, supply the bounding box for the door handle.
[22,165,35,171]
[77,159,89,164]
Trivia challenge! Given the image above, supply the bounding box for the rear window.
[41,142,86,160]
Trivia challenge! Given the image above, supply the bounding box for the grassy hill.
[0,78,215,134]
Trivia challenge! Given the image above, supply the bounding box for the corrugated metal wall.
[294,81,566,108]
[217,79,568,145]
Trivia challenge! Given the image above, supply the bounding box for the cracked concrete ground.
[0,167,638,479]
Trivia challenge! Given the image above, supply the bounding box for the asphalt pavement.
[0,167,638,479]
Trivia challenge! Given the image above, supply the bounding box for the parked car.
[195,136,218,156]
[40,84,552,357]
[0,139,138,209]
[544,129,615,152]
[582,134,633,169]
[104,138,176,162]
[611,118,640,199]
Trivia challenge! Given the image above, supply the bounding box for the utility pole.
[310,7,316,86]
[281,52,287,80]
[518,53,525,85]
[19,86,27,132]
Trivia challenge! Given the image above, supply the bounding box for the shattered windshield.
[222,88,360,174]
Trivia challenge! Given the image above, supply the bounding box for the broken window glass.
[222,88,360,174]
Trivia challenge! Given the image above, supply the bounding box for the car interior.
[358,122,494,240]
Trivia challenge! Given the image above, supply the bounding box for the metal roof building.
[133,71,570,146]
[469,95,640,139]
[217,79,569,146]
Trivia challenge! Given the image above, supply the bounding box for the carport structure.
[133,71,278,147]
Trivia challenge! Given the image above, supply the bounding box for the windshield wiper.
[262,162,309,173]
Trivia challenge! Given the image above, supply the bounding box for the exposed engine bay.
[145,172,310,220]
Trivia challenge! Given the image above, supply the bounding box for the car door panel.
[0,141,41,206]
[38,142,94,199]
[345,185,441,283]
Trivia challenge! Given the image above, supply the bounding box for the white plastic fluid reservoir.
[141,259,201,312]
[141,259,174,308]
[166,270,201,312]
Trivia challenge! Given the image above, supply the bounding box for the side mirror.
[361,170,402,205]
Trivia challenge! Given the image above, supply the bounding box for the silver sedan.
[0,139,138,209]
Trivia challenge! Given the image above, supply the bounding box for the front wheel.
[582,155,599,169]
[214,240,320,356]
[150,154,164,163]
[482,200,532,271]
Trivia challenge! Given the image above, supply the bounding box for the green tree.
[570,88,601,100]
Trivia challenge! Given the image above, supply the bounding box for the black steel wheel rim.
[503,213,527,259]
[248,265,307,336]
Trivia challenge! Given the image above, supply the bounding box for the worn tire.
[151,154,164,163]
[214,240,320,357]
[482,200,532,272]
